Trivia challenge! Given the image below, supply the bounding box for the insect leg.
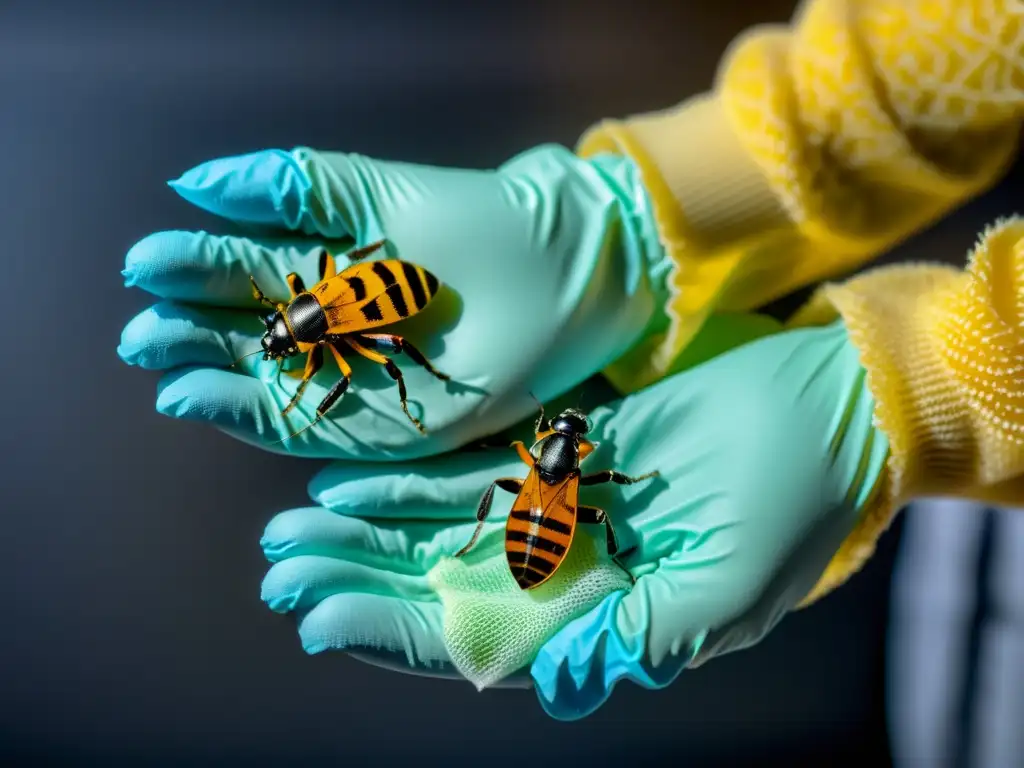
[249,275,284,311]
[281,345,324,416]
[344,239,387,263]
[356,334,451,382]
[285,272,306,298]
[270,345,352,445]
[318,249,337,281]
[344,336,426,434]
[509,440,535,467]
[580,469,660,486]
[317,343,354,415]
[576,506,617,554]
[454,478,523,558]
[577,505,636,585]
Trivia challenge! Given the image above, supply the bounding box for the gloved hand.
[117,144,669,460]
[258,319,889,719]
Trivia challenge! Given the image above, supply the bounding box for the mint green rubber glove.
[258,320,890,719]
[117,145,670,460]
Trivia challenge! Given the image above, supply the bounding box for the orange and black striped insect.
[246,239,449,441]
[454,402,658,590]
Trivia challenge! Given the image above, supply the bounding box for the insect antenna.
[527,390,547,443]
[229,349,265,368]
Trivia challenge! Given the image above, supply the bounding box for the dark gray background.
[2,1,1021,765]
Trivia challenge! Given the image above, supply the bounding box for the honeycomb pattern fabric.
[427,526,632,691]
[577,0,1024,394]
[791,217,1024,605]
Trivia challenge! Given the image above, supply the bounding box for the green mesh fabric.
[427,525,632,691]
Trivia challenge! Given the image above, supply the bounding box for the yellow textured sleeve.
[582,0,1024,394]
[790,217,1024,605]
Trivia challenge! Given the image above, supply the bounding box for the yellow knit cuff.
[579,1,1023,394]
[577,95,794,392]
[792,217,1024,605]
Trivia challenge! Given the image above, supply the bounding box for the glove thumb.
[529,568,711,721]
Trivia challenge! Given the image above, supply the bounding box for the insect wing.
[317,259,440,332]
[504,470,578,589]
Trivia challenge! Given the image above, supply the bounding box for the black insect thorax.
[286,293,329,343]
[535,433,579,482]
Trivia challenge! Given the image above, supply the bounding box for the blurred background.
[2,1,1022,765]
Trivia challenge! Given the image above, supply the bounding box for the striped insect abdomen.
[323,259,441,332]
[505,473,578,589]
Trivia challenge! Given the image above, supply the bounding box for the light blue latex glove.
[117,144,670,460]
[258,319,890,719]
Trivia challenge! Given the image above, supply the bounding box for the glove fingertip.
[529,594,618,714]
[154,368,196,419]
[305,466,337,505]
[260,556,321,615]
[531,648,612,722]
[306,462,380,510]
[169,149,307,228]
[297,609,349,656]
[295,596,351,654]
[259,506,330,562]
[154,366,256,424]
[259,583,295,615]
[123,230,200,293]
[300,640,331,656]
[532,589,690,719]
[116,307,154,367]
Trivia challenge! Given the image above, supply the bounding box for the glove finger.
[260,506,481,571]
[118,301,264,372]
[261,554,433,614]
[153,365,405,460]
[168,147,386,246]
[281,552,534,688]
[308,448,527,520]
[122,229,353,308]
[153,366,293,451]
[295,592,448,666]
